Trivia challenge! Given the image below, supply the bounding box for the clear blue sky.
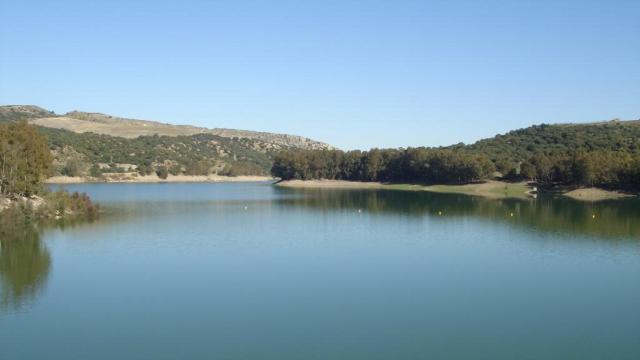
[1,0,638,149]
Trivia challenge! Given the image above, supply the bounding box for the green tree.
[156,166,169,179]
[0,121,53,196]
[62,156,85,177]
[571,152,595,186]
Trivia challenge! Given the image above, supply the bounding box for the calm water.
[1,182,639,359]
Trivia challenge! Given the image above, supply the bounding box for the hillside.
[0,105,330,150]
[466,120,640,169]
[0,105,331,150]
[0,105,333,178]
[0,105,55,121]
[271,119,640,191]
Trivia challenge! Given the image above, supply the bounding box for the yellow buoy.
[438,211,442,216]
[592,214,596,219]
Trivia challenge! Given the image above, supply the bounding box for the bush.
[156,166,169,179]
[41,190,99,220]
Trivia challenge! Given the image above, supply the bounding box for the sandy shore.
[277,179,534,199]
[563,188,633,201]
[276,179,386,189]
[45,174,275,184]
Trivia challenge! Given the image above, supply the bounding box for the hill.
[0,105,331,150]
[271,119,640,191]
[0,105,55,122]
[0,105,333,178]
[466,120,640,170]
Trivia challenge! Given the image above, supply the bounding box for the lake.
[1,182,639,359]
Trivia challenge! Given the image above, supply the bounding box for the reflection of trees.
[0,210,51,312]
[275,188,640,240]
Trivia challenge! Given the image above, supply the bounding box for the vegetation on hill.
[39,127,275,177]
[27,109,332,149]
[467,120,640,189]
[0,105,54,122]
[2,105,638,189]
[0,105,333,177]
[272,120,640,191]
[468,121,640,164]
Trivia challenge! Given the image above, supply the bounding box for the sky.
[0,0,638,150]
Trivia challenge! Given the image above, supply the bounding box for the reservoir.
[1,182,639,359]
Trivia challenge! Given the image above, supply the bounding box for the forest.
[272,120,640,190]
[272,148,495,184]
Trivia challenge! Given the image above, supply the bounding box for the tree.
[62,156,85,177]
[156,166,169,179]
[0,121,53,196]
[571,152,595,186]
[362,149,383,181]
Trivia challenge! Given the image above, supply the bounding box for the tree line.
[272,147,640,190]
[272,148,496,184]
[517,150,640,189]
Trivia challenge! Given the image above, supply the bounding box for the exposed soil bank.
[278,180,638,201]
[45,174,275,184]
[563,188,634,201]
[276,180,534,199]
[277,179,385,189]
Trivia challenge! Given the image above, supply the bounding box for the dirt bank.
[563,188,633,201]
[276,179,534,199]
[46,173,275,184]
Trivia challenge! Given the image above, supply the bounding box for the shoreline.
[276,179,636,201]
[276,179,535,199]
[45,174,276,184]
[43,176,636,201]
[562,187,633,202]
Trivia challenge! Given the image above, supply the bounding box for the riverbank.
[45,173,275,184]
[277,179,534,199]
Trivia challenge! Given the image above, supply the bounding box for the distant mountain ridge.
[0,105,332,151]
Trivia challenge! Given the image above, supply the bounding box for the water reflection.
[2,184,638,313]
[0,220,51,313]
[274,188,640,240]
